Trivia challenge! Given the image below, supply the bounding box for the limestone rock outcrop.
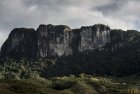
[37,24,72,57]
[1,28,37,58]
[0,24,111,58]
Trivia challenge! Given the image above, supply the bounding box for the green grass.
[0,74,139,94]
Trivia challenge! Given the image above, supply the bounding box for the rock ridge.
[0,24,111,58]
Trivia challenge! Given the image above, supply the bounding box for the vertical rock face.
[0,24,111,58]
[80,24,110,51]
[70,29,81,54]
[70,24,110,54]
[37,24,72,57]
[1,28,37,58]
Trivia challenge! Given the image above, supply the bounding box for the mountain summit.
[0,24,140,77]
[1,24,110,58]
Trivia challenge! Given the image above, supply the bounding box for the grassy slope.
[0,74,139,94]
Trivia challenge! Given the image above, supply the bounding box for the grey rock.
[0,24,111,58]
[37,24,72,57]
[1,28,37,58]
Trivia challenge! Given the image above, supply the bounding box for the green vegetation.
[0,55,140,94]
[0,29,140,94]
[0,58,55,79]
[0,74,139,94]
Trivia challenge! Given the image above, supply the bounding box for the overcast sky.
[0,0,140,47]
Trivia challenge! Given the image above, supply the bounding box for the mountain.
[1,24,140,94]
[0,24,110,58]
[0,24,140,78]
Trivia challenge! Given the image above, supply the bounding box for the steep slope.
[1,24,140,78]
[43,29,140,77]
[37,24,72,57]
[0,24,110,58]
[1,28,37,58]
[1,24,140,94]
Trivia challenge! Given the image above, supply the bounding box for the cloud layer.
[0,0,140,47]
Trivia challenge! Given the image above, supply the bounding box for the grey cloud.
[95,0,140,17]
[95,0,128,15]
[0,0,139,47]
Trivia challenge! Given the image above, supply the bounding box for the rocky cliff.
[1,24,140,77]
[1,28,37,58]
[36,24,72,57]
[0,24,113,58]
